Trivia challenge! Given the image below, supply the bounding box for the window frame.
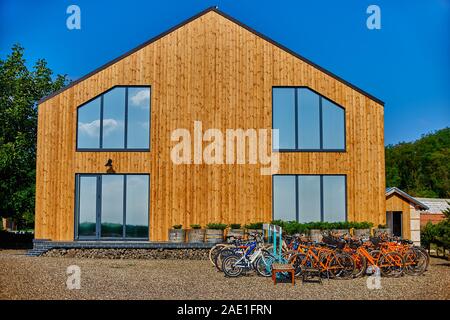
[272,86,346,152]
[272,174,347,223]
[74,173,150,241]
[76,85,151,152]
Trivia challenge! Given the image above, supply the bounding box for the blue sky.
[1,0,449,145]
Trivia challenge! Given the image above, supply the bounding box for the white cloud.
[130,89,150,108]
[79,119,122,138]
[79,119,100,137]
[102,119,122,137]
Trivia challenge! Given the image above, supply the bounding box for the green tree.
[386,127,450,198]
[0,44,68,228]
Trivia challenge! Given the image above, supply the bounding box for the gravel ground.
[0,249,449,300]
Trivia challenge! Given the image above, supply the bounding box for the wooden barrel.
[354,229,370,238]
[205,229,224,243]
[227,229,244,239]
[246,229,264,239]
[332,229,350,236]
[168,229,185,243]
[187,229,205,243]
[309,229,323,243]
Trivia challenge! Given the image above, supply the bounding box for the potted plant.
[330,222,350,236]
[187,224,205,243]
[205,223,227,243]
[306,222,325,242]
[227,223,244,239]
[244,222,264,239]
[353,222,373,238]
[168,224,185,243]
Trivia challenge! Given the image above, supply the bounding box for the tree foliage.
[421,202,450,250]
[385,128,450,198]
[0,44,68,228]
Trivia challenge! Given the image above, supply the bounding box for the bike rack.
[263,224,284,263]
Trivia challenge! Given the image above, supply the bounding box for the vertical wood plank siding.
[35,11,385,241]
[386,194,412,240]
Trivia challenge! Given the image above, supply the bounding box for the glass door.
[75,174,149,240]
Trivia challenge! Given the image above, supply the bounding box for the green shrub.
[172,224,182,229]
[421,222,438,249]
[229,223,241,229]
[244,222,264,229]
[190,224,201,229]
[206,223,227,230]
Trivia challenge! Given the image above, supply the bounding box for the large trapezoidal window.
[273,175,346,223]
[272,87,345,151]
[77,86,151,150]
[76,174,149,240]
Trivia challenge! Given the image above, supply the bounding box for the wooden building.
[35,7,386,242]
[385,187,429,245]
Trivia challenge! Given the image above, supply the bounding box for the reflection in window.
[298,89,320,149]
[101,175,124,238]
[77,98,101,148]
[76,86,150,150]
[126,175,149,238]
[103,87,125,149]
[273,176,296,221]
[272,175,346,223]
[272,87,345,151]
[78,176,97,237]
[298,176,321,222]
[272,88,296,149]
[76,174,149,239]
[322,99,345,150]
[323,176,346,222]
[127,87,150,149]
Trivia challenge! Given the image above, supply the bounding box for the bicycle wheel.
[255,251,276,277]
[324,252,354,280]
[379,252,405,277]
[403,249,427,276]
[351,252,367,278]
[222,254,244,277]
[209,244,227,267]
[335,253,355,280]
[414,246,430,270]
[215,248,236,272]
[288,252,309,276]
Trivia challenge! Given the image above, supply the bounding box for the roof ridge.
[38,6,384,105]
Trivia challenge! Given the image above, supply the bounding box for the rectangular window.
[77,176,97,237]
[75,174,149,240]
[298,176,321,222]
[76,86,151,151]
[273,175,346,223]
[272,87,345,151]
[273,175,297,221]
[322,175,346,222]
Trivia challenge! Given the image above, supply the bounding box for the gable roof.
[386,187,429,210]
[38,6,384,105]
[414,197,450,214]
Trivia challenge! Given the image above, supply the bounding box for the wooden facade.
[35,8,386,241]
[385,194,412,239]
